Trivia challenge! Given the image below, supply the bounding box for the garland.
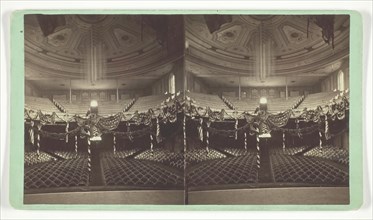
[25,93,349,143]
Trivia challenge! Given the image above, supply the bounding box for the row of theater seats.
[54,99,132,115]
[187,91,341,113]
[297,91,340,110]
[303,145,349,165]
[224,95,304,112]
[24,150,89,189]
[127,94,169,113]
[24,143,348,190]
[25,94,169,116]
[26,91,346,116]
[270,145,349,165]
[271,154,348,184]
[25,96,61,113]
[187,92,229,111]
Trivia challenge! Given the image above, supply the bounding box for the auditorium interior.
[24,14,350,204]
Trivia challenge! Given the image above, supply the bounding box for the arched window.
[337,70,344,91]
[168,73,175,94]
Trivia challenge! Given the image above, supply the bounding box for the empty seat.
[101,156,183,187]
[25,96,61,113]
[127,95,169,113]
[225,96,303,113]
[304,146,349,165]
[134,148,184,170]
[297,91,340,110]
[187,92,230,111]
[271,154,348,184]
[24,156,89,189]
[187,155,259,187]
[54,98,131,116]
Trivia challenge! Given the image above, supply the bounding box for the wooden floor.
[24,187,349,205]
[188,187,349,205]
[24,190,184,204]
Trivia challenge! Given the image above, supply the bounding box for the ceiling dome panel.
[24,14,182,82]
[185,14,349,80]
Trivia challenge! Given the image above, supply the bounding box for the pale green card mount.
[10,10,363,210]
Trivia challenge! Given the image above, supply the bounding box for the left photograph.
[23,14,186,204]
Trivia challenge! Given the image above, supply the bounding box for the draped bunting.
[97,112,123,130]
[272,123,321,136]
[39,126,81,140]
[267,109,293,128]
[25,93,349,144]
[298,107,324,123]
[24,96,182,126]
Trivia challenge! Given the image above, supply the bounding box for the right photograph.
[183,14,350,204]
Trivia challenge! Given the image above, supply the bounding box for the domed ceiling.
[25,14,350,90]
[185,15,350,87]
[24,14,183,90]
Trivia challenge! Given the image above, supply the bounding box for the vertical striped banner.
[156,118,161,143]
[65,122,69,143]
[183,114,186,151]
[256,134,260,169]
[206,121,211,153]
[319,131,323,153]
[29,120,34,146]
[198,118,203,142]
[75,135,78,154]
[244,131,247,150]
[36,123,42,157]
[282,132,286,152]
[113,134,116,153]
[87,137,91,175]
[325,115,329,140]
[234,119,238,140]
[150,134,154,152]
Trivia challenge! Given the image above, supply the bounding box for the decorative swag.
[24,92,349,142]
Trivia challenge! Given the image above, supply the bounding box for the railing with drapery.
[24,91,349,154]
